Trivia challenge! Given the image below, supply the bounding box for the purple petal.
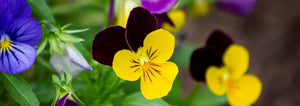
[206,30,234,54]
[217,0,257,16]
[0,42,36,74]
[65,99,80,106]
[92,26,130,66]
[7,17,42,46]
[189,47,222,81]
[155,13,174,29]
[0,0,14,31]
[55,92,71,106]
[126,7,156,52]
[109,0,115,22]
[141,0,178,14]
[6,0,32,18]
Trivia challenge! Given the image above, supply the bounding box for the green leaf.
[121,92,170,106]
[0,72,39,106]
[192,87,228,106]
[57,34,84,43]
[27,0,55,23]
[30,76,55,104]
[163,77,183,105]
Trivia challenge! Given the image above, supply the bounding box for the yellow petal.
[223,44,249,79]
[141,62,178,100]
[112,49,141,81]
[205,66,227,96]
[142,29,175,62]
[162,10,186,32]
[116,0,138,27]
[227,74,262,106]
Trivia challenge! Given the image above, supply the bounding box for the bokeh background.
[181,0,300,105]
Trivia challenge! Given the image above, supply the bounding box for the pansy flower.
[190,30,262,105]
[55,92,79,106]
[92,7,178,100]
[217,0,257,16]
[0,0,42,74]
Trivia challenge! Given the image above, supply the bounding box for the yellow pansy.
[113,29,179,100]
[162,10,186,32]
[206,44,262,105]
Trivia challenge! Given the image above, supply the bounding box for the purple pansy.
[55,92,79,106]
[141,0,178,29]
[141,0,178,14]
[92,7,156,66]
[0,0,42,74]
[190,30,234,81]
[217,0,257,16]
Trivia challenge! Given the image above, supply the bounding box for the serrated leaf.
[121,92,170,106]
[0,73,39,106]
[27,0,55,23]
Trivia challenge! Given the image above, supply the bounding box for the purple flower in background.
[141,0,178,14]
[55,92,79,106]
[217,0,257,16]
[0,0,42,74]
[140,0,178,29]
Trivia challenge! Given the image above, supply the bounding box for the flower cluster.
[0,0,42,74]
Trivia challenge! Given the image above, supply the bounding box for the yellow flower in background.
[162,10,186,32]
[206,44,262,105]
[189,0,211,17]
[113,29,178,100]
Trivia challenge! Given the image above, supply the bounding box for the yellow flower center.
[0,37,12,51]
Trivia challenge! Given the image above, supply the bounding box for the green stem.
[71,93,85,106]
[186,82,201,105]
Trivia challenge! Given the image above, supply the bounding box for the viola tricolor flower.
[0,0,42,74]
[92,7,178,100]
[55,92,79,106]
[190,30,262,105]
[161,10,186,32]
[217,0,257,16]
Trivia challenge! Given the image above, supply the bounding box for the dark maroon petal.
[126,7,157,52]
[155,13,174,29]
[189,47,223,81]
[65,99,79,106]
[206,30,234,54]
[92,26,130,66]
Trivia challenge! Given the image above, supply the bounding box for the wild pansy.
[92,7,178,100]
[161,10,186,33]
[0,0,42,74]
[217,0,257,16]
[55,92,79,106]
[190,30,262,105]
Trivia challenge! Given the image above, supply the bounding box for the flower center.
[0,34,12,51]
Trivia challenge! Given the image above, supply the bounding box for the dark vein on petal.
[149,49,158,60]
[130,65,140,68]
[151,67,162,75]
[134,68,140,72]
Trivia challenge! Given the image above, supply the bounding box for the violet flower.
[55,92,79,106]
[0,0,42,74]
[217,0,257,16]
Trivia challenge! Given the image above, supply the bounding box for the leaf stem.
[186,82,201,105]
